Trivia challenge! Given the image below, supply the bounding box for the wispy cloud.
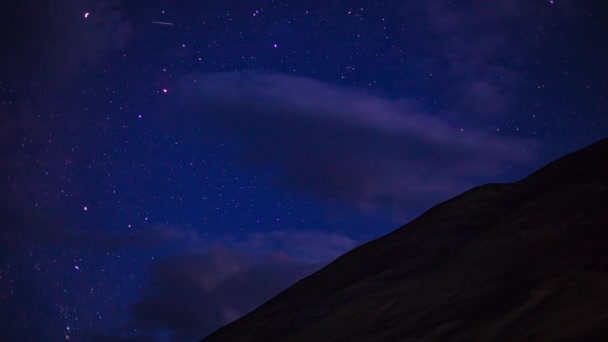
[175,72,537,213]
[400,0,582,117]
[126,230,357,341]
[1,206,356,341]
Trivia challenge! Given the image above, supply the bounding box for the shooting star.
[152,21,174,26]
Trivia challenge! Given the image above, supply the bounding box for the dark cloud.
[402,0,582,117]
[174,72,537,213]
[419,0,522,116]
[127,231,357,341]
[1,0,132,87]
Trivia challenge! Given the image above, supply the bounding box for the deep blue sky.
[2,0,607,340]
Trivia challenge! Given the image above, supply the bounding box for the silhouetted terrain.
[201,138,608,341]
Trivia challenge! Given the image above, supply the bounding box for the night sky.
[2,0,607,341]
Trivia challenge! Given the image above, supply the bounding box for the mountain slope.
[201,138,608,341]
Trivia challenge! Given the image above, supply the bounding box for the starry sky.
[1,0,607,341]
